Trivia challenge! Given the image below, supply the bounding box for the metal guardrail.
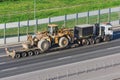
[0,7,120,44]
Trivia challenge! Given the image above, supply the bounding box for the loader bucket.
[5,48,16,59]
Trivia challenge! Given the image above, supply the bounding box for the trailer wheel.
[82,39,89,46]
[21,52,27,57]
[34,49,40,55]
[15,53,21,58]
[28,51,34,56]
[38,39,50,52]
[59,37,69,48]
[95,38,101,44]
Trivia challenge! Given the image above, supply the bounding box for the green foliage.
[0,0,120,23]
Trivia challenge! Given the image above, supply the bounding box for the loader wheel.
[21,52,27,57]
[28,51,34,56]
[38,39,50,52]
[59,37,69,48]
[34,49,40,55]
[15,53,21,58]
[82,39,89,46]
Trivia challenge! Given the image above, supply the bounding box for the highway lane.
[0,39,120,78]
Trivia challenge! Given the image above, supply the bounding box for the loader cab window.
[48,25,58,35]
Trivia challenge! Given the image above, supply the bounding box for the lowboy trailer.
[5,22,120,59]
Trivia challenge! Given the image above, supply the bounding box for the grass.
[0,11,119,38]
[0,0,120,23]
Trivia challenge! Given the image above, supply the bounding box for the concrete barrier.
[1,53,120,80]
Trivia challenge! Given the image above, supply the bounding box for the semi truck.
[5,22,120,59]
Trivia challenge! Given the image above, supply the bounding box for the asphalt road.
[0,39,120,78]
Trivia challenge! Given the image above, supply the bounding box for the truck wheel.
[21,52,27,57]
[34,49,40,55]
[28,51,34,56]
[15,53,21,58]
[59,37,69,48]
[89,38,95,45]
[103,35,111,42]
[38,39,50,52]
[82,39,89,46]
[95,38,101,44]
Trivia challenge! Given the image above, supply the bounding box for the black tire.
[34,49,40,55]
[82,39,89,46]
[15,53,21,58]
[89,38,95,45]
[38,39,50,52]
[28,51,34,56]
[95,38,101,44]
[21,52,27,57]
[103,35,111,42]
[59,37,69,48]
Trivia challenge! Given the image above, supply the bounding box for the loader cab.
[48,24,58,35]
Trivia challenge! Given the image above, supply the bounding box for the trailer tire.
[21,52,27,57]
[28,51,34,56]
[38,39,50,52]
[82,39,89,46]
[34,49,40,55]
[95,38,101,44]
[15,53,21,58]
[59,37,69,48]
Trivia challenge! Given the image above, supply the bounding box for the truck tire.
[82,39,89,46]
[59,37,69,48]
[103,35,111,42]
[95,38,101,44]
[38,39,50,52]
[89,38,95,45]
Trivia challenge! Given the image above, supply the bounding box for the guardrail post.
[87,11,89,24]
[64,14,67,28]
[4,23,6,44]
[108,8,111,23]
[27,19,29,34]
[18,20,20,42]
[119,19,120,25]
[48,17,51,24]
[98,9,101,23]
[76,13,78,25]
[36,18,38,32]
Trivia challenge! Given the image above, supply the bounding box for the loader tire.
[89,38,95,45]
[38,39,50,52]
[59,37,69,48]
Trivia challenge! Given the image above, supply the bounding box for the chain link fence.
[0,7,120,44]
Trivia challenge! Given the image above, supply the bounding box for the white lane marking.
[0,55,7,57]
[107,46,120,50]
[57,56,72,60]
[1,67,18,72]
[0,62,6,65]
